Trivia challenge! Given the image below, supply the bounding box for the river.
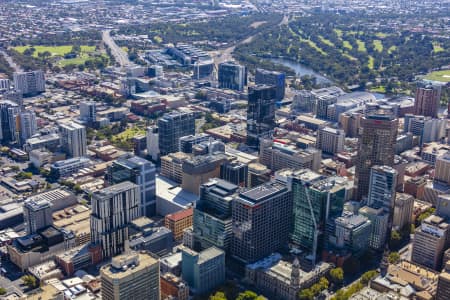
[270,58,333,85]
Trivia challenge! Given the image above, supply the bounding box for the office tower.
[435,151,450,185]
[19,110,37,143]
[412,215,449,270]
[246,85,277,149]
[158,111,195,155]
[179,133,210,153]
[0,78,10,91]
[259,139,321,172]
[220,159,248,187]
[12,71,39,96]
[414,83,441,118]
[193,179,238,251]
[23,199,52,235]
[181,153,228,195]
[437,263,450,300]
[218,61,246,91]
[101,251,160,300]
[334,211,371,256]
[358,206,389,250]
[393,193,414,231]
[13,70,45,96]
[232,180,292,263]
[59,122,87,158]
[292,90,316,113]
[367,166,398,211]
[316,94,338,120]
[290,170,346,264]
[355,110,398,201]
[160,152,191,183]
[91,182,140,258]
[404,114,446,145]
[316,127,345,155]
[181,246,225,295]
[165,208,193,242]
[146,126,159,161]
[247,162,270,188]
[0,100,20,144]
[79,101,96,124]
[255,68,285,101]
[108,154,156,217]
[436,195,450,219]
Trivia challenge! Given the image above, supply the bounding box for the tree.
[391,230,401,241]
[330,267,344,285]
[411,224,416,234]
[210,291,227,300]
[21,275,37,289]
[0,287,6,295]
[237,291,259,300]
[360,270,378,285]
[388,252,400,264]
[299,289,314,300]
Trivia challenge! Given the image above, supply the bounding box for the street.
[102,30,133,67]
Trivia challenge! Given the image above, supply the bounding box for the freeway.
[102,30,133,68]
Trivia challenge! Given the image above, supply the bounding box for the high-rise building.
[193,178,238,251]
[435,151,450,185]
[0,100,20,144]
[146,125,159,161]
[0,78,10,91]
[333,211,371,256]
[181,246,225,295]
[412,215,449,270]
[13,70,45,96]
[59,122,87,158]
[316,127,345,155]
[255,68,285,101]
[101,251,160,300]
[179,133,210,153]
[220,159,248,187]
[355,110,398,201]
[367,165,398,211]
[358,206,389,250]
[393,193,414,231]
[246,85,277,149]
[289,169,346,264]
[91,182,140,258]
[19,110,37,143]
[437,262,450,300]
[218,61,246,91]
[232,180,292,263]
[108,154,156,217]
[158,111,195,155]
[414,83,441,118]
[403,114,446,145]
[165,208,193,242]
[23,199,52,235]
[79,101,96,124]
[259,139,321,172]
[247,162,271,188]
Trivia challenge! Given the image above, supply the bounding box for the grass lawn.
[370,86,386,93]
[301,39,327,56]
[375,32,388,38]
[388,45,397,54]
[356,40,366,52]
[432,42,444,53]
[121,46,128,52]
[373,40,383,52]
[424,70,450,82]
[342,40,352,50]
[319,36,334,47]
[334,29,343,37]
[343,53,357,61]
[111,127,146,143]
[14,45,95,57]
[368,56,374,69]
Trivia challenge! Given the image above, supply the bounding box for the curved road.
[102,30,133,67]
